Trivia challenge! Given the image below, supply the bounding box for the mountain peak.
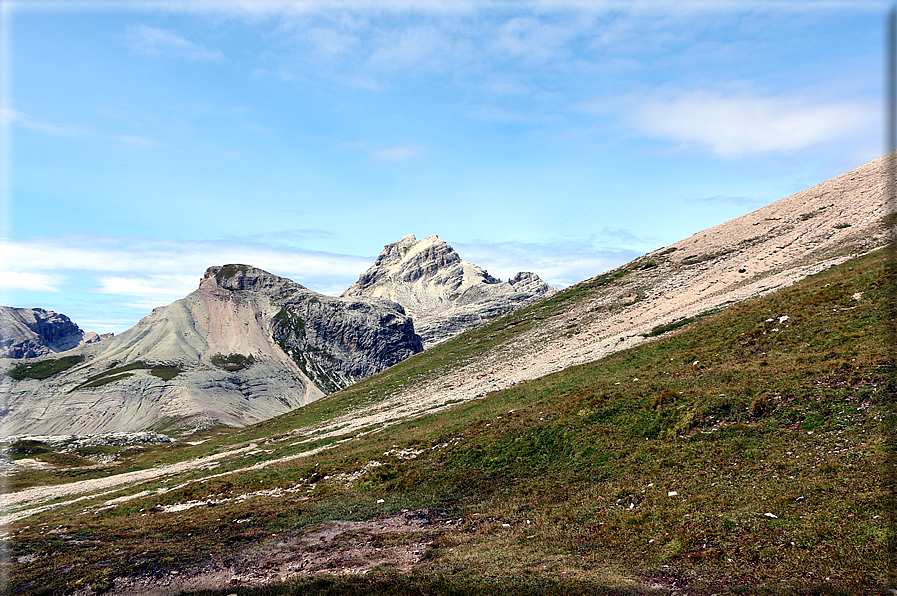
[201,264,306,294]
[344,234,555,346]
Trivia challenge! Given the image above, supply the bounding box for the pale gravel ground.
[0,442,258,527]
[2,153,892,528]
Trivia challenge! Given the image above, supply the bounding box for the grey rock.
[206,264,423,392]
[0,307,107,359]
[343,234,556,346]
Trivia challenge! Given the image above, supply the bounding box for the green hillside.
[6,248,894,595]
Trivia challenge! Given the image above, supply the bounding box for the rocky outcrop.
[343,234,556,346]
[206,264,423,393]
[0,265,423,436]
[0,307,106,359]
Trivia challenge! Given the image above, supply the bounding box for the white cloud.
[0,271,64,293]
[0,235,372,297]
[368,144,428,162]
[3,107,162,147]
[365,25,454,72]
[132,1,888,18]
[452,238,643,288]
[96,275,198,300]
[630,90,876,156]
[305,26,361,57]
[123,24,225,61]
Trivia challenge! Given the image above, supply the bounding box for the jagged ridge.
[343,234,556,347]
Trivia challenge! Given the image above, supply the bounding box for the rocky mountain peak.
[343,234,556,346]
[363,234,463,284]
[201,264,306,294]
[2,262,423,436]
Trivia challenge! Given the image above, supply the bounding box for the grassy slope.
[6,248,895,595]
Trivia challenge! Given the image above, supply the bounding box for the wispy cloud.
[368,144,428,163]
[123,24,226,61]
[0,235,372,298]
[629,90,876,156]
[95,275,199,300]
[145,1,887,19]
[3,107,162,148]
[452,237,645,288]
[0,271,64,293]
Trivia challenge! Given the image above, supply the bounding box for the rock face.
[343,234,556,346]
[207,264,424,392]
[0,307,106,359]
[0,265,423,436]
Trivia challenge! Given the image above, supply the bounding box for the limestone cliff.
[0,265,422,436]
[0,307,106,359]
[343,234,556,347]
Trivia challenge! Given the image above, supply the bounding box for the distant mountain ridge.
[0,265,422,436]
[343,234,556,346]
[0,307,108,359]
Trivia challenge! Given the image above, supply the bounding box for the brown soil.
[104,509,438,595]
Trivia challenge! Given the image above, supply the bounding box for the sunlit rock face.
[343,234,556,347]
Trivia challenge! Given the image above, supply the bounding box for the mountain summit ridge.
[343,234,556,346]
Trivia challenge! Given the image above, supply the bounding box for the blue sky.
[0,0,887,333]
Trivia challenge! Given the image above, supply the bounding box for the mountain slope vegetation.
[6,243,893,595]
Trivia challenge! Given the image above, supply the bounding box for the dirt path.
[0,442,259,526]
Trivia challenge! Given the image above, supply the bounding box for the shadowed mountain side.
[0,307,108,359]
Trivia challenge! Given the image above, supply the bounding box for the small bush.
[749,397,769,418]
[150,365,181,381]
[211,353,255,371]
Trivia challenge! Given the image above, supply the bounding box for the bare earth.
[104,509,437,596]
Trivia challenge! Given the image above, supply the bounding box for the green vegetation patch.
[215,264,250,281]
[7,354,84,380]
[7,440,51,458]
[150,365,182,381]
[77,372,135,389]
[680,249,734,266]
[73,361,148,390]
[273,307,305,331]
[644,310,717,337]
[211,353,255,371]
